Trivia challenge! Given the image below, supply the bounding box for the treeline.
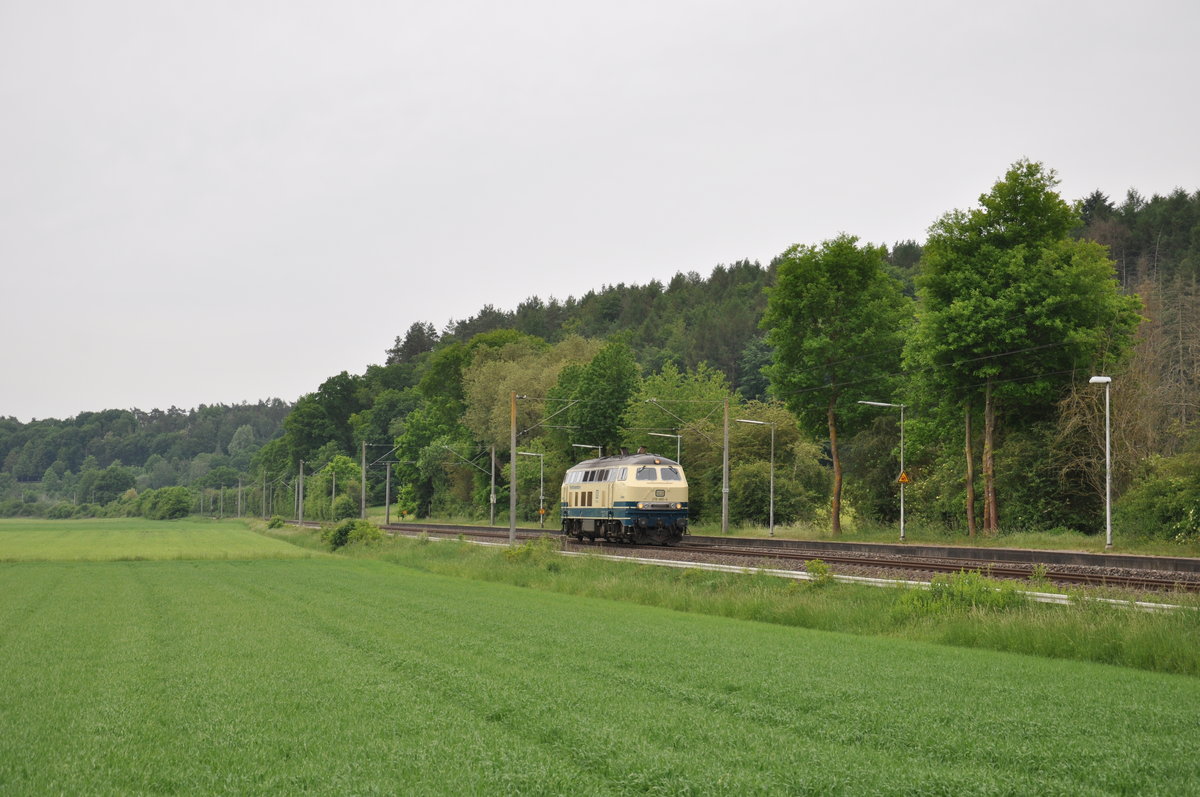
[0,402,291,511]
[393,260,778,399]
[256,164,1199,539]
[1080,187,1200,289]
[4,167,1200,541]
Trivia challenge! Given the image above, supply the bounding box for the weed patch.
[895,570,1027,619]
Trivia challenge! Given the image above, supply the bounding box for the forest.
[3,161,1199,541]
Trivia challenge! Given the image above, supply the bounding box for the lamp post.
[647,432,682,463]
[517,452,545,528]
[1089,376,1113,549]
[571,443,602,459]
[735,419,775,536]
[857,400,907,542]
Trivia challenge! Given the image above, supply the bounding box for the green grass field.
[0,518,317,562]
[2,520,1199,794]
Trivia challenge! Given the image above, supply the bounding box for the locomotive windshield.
[660,467,682,481]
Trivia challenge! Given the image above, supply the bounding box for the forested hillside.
[0,403,290,512]
[4,164,1199,541]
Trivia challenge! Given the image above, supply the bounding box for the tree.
[386,321,439,365]
[622,361,731,455]
[80,463,136,505]
[140,486,193,520]
[763,234,912,534]
[462,336,599,449]
[566,341,641,455]
[227,424,257,460]
[196,466,240,489]
[908,160,1142,534]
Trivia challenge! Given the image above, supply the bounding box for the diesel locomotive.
[560,451,688,545]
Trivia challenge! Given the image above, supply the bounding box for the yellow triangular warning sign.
[898,472,911,484]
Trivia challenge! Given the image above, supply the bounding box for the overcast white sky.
[2,1,1197,422]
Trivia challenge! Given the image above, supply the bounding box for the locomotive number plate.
[655,490,666,497]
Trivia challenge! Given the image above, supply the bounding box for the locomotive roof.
[568,453,680,469]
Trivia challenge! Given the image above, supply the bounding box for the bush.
[728,462,815,526]
[332,495,359,521]
[0,499,36,517]
[322,519,383,550]
[1116,461,1200,542]
[804,558,835,588]
[46,502,75,520]
[895,570,1026,619]
[139,486,193,520]
[503,536,562,569]
[267,516,285,529]
[347,520,384,546]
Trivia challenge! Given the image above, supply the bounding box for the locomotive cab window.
[661,467,681,481]
[636,466,657,481]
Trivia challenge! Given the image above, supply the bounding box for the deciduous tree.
[764,235,911,533]
[909,160,1141,533]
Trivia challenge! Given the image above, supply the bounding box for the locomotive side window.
[661,467,681,481]
[618,468,627,480]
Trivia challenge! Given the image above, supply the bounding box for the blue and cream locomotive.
[561,451,688,545]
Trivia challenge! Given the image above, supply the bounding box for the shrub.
[139,486,193,520]
[267,516,285,529]
[322,519,384,550]
[503,535,562,568]
[804,558,835,588]
[332,495,359,521]
[895,570,1026,619]
[347,520,384,546]
[1115,445,1200,541]
[46,502,75,520]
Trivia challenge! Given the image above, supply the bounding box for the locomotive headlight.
[674,503,682,509]
[637,502,645,509]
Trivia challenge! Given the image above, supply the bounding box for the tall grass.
[300,529,1200,677]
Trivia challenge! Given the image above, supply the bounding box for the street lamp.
[735,418,776,537]
[1089,376,1113,549]
[517,452,545,528]
[571,443,602,458]
[857,400,907,542]
[647,431,682,463]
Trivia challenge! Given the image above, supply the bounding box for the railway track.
[673,541,1200,593]
[298,520,1200,594]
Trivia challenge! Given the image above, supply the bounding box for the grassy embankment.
[312,528,1200,678]
[2,518,1199,794]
